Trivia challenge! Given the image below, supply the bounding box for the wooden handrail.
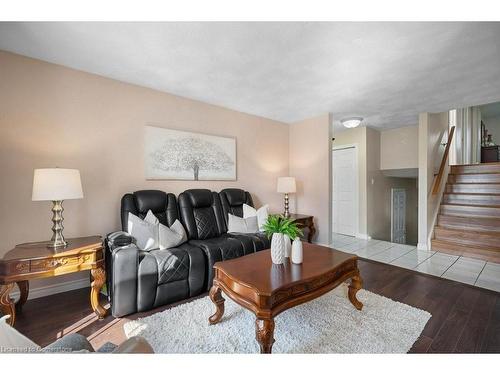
[432,126,455,195]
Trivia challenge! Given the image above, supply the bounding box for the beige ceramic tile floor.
[330,233,500,293]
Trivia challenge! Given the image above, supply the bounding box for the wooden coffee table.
[208,242,363,353]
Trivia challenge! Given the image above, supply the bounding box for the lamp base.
[283,193,290,218]
[47,239,68,249]
[47,200,68,249]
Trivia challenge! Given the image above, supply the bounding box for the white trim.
[417,242,429,251]
[356,233,371,240]
[331,143,359,237]
[10,278,90,302]
[313,242,331,247]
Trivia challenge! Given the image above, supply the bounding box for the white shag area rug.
[124,285,431,353]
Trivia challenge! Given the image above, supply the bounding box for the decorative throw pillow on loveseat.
[243,203,269,231]
[158,219,187,249]
[227,213,259,233]
[127,211,159,251]
[128,210,188,251]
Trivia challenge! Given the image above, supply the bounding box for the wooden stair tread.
[435,163,500,261]
[451,162,500,167]
[447,182,500,186]
[435,226,500,237]
[431,239,500,253]
[434,226,500,249]
[441,202,500,209]
[444,192,500,196]
[437,214,500,233]
[431,239,500,263]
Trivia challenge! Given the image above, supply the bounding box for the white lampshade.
[32,168,84,201]
[277,177,296,194]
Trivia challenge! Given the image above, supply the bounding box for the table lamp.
[32,168,84,248]
[277,177,296,218]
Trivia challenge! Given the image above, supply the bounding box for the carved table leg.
[307,218,316,243]
[255,318,275,354]
[0,283,15,326]
[348,272,363,311]
[208,284,225,325]
[16,280,29,312]
[90,266,107,319]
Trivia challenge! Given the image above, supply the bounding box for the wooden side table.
[0,236,108,326]
[286,213,316,243]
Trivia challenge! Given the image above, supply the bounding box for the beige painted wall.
[366,128,418,244]
[0,51,290,289]
[380,125,419,170]
[418,111,449,249]
[289,114,331,245]
[332,126,368,237]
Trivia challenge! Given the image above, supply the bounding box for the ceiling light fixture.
[341,117,363,128]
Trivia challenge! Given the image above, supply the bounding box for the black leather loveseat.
[105,188,270,317]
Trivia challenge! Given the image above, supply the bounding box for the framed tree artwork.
[145,125,237,180]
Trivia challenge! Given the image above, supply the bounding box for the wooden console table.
[286,214,316,243]
[0,236,108,326]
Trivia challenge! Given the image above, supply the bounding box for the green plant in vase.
[263,215,303,264]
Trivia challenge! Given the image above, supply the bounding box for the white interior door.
[332,147,357,236]
[391,188,406,244]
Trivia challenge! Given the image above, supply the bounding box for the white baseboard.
[417,242,429,251]
[356,233,371,240]
[313,242,330,247]
[10,278,91,302]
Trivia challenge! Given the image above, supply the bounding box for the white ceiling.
[2,22,500,130]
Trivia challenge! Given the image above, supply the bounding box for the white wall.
[418,111,449,250]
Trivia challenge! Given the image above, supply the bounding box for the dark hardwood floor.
[12,259,500,353]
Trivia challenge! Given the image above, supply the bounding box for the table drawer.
[30,253,96,272]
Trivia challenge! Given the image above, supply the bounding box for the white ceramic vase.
[270,233,286,264]
[284,234,292,257]
[291,238,303,264]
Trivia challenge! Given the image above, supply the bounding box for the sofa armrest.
[108,243,140,317]
[106,231,134,249]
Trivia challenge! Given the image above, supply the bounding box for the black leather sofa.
[105,188,270,317]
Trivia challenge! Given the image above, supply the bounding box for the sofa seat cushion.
[189,235,245,262]
[228,232,270,252]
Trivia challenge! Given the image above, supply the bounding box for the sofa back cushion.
[121,190,179,232]
[178,189,225,240]
[219,188,254,224]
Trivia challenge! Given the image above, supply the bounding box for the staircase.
[432,162,500,263]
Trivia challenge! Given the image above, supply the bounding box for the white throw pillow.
[127,211,159,251]
[159,219,188,249]
[227,214,259,234]
[144,210,159,226]
[243,203,269,231]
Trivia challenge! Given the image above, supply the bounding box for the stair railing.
[432,126,455,195]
